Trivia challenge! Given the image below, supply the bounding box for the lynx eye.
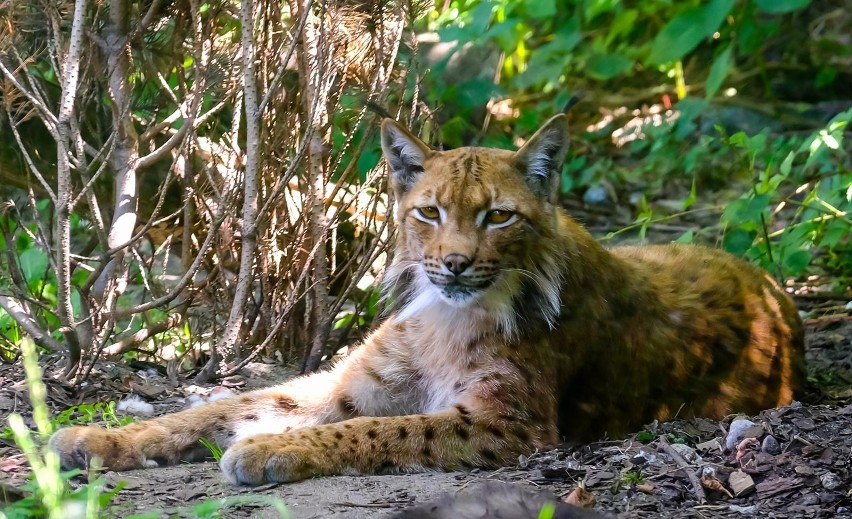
[485,209,515,226]
[415,206,440,221]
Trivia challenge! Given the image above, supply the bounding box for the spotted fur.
[50,115,805,485]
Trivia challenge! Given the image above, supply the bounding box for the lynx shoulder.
[50,114,805,485]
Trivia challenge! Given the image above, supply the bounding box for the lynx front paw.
[49,426,148,471]
[220,435,320,485]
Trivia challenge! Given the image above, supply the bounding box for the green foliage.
[1,401,133,441]
[720,109,852,278]
[1,341,122,519]
[536,502,556,519]
[422,0,850,282]
[620,470,646,486]
[198,437,225,462]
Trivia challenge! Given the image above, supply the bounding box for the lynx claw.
[220,437,314,485]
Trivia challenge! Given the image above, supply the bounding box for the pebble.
[820,472,842,491]
[670,443,702,464]
[761,435,781,455]
[726,418,756,450]
[583,184,609,205]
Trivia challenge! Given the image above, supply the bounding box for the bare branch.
[0,295,63,352]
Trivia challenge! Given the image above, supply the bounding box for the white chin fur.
[394,268,519,337]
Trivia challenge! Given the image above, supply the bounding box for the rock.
[729,470,756,497]
[820,472,842,491]
[670,443,702,464]
[583,185,610,205]
[390,482,614,519]
[726,418,757,450]
[695,438,723,453]
[761,435,781,455]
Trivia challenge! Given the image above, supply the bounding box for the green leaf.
[648,0,734,65]
[783,250,812,274]
[755,0,811,14]
[585,53,634,80]
[723,228,756,256]
[705,45,732,98]
[526,0,556,19]
[675,230,695,244]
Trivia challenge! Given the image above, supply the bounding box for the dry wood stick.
[658,435,706,504]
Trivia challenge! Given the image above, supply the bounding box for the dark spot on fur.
[381,440,389,449]
[456,405,470,415]
[424,426,435,441]
[246,439,255,445]
[337,396,357,417]
[367,429,378,439]
[454,424,470,440]
[460,414,473,426]
[217,414,227,422]
[350,437,359,445]
[487,425,505,438]
[513,427,531,443]
[334,431,344,440]
[243,413,257,421]
[378,460,395,471]
[398,426,409,439]
[422,446,432,457]
[480,448,497,462]
[344,423,353,429]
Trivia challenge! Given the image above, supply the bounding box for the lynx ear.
[515,114,569,202]
[380,119,433,195]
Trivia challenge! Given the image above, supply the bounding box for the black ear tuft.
[515,114,569,201]
[380,119,432,195]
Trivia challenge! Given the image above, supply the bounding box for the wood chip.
[728,470,755,497]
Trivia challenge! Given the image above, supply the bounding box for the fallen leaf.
[563,487,597,508]
[700,473,733,498]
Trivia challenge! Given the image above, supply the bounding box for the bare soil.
[2,201,851,519]
[1,314,850,518]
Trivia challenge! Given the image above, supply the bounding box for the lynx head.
[380,115,569,334]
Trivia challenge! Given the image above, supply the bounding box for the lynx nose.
[443,254,471,275]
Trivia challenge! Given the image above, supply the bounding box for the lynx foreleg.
[219,404,551,485]
[49,371,343,471]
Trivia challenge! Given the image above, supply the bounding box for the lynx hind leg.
[49,383,334,471]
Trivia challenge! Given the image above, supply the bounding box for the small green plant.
[2,401,134,441]
[537,502,556,519]
[198,437,225,462]
[1,340,124,519]
[621,469,646,486]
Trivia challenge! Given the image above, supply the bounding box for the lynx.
[50,114,805,485]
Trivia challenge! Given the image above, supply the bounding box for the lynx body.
[51,115,804,485]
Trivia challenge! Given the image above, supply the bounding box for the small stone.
[761,435,781,455]
[696,438,723,453]
[726,418,756,450]
[837,507,848,514]
[820,472,841,491]
[670,443,702,464]
[795,465,815,476]
[729,469,756,497]
[583,184,609,205]
[798,494,820,506]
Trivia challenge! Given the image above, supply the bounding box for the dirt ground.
[1,313,850,518]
